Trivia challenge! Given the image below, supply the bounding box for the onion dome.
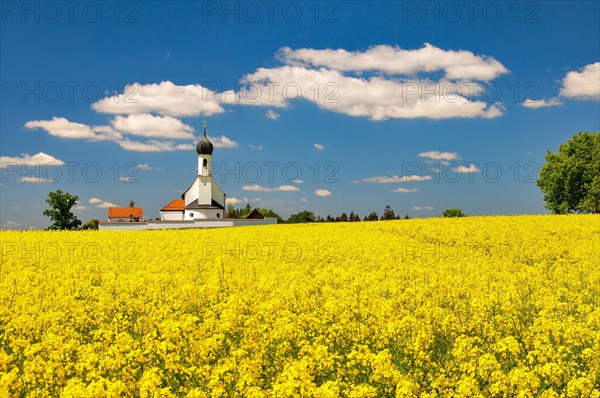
[196,120,213,155]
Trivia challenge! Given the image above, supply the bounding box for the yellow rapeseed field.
[1,215,599,397]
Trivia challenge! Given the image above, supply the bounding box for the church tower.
[197,120,213,177]
[160,121,226,220]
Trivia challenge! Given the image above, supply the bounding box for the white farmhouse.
[160,121,226,221]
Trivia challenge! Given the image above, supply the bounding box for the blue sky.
[1,1,599,228]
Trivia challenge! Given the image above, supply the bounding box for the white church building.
[160,122,226,221]
[98,122,276,231]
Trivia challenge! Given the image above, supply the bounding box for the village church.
[159,122,226,220]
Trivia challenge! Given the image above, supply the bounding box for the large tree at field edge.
[537,131,600,214]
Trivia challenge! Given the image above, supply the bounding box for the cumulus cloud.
[314,143,325,151]
[265,110,280,120]
[226,197,261,205]
[391,188,419,192]
[560,62,600,100]
[2,221,21,229]
[25,117,122,141]
[418,151,460,160]
[279,44,508,81]
[314,189,332,196]
[412,206,434,210]
[210,135,239,148]
[19,176,54,183]
[97,202,118,208]
[73,205,88,211]
[111,113,195,139]
[241,65,503,120]
[353,175,432,183]
[522,98,562,108]
[242,184,300,192]
[116,139,194,152]
[90,198,117,208]
[92,81,225,116]
[24,116,237,153]
[0,152,64,168]
[455,164,481,173]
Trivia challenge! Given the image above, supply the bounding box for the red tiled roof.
[161,199,185,211]
[108,207,143,218]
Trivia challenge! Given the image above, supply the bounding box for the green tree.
[443,208,466,217]
[380,205,396,220]
[129,200,135,207]
[364,211,379,221]
[537,131,600,214]
[81,219,99,230]
[43,190,82,230]
[287,210,315,223]
[225,204,237,218]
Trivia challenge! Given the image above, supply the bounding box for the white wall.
[99,218,278,231]
[184,177,200,207]
[160,211,183,221]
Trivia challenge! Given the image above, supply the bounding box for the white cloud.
[292,179,303,184]
[560,62,600,100]
[226,197,261,205]
[412,206,434,210]
[249,144,264,151]
[96,202,118,208]
[299,198,307,202]
[73,205,88,211]
[265,110,280,120]
[2,221,21,229]
[418,151,460,161]
[241,65,503,120]
[111,113,195,139]
[24,117,198,153]
[116,139,194,152]
[314,189,332,197]
[242,184,300,192]
[210,135,239,149]
[25,117,122,141]
[92,81,225,116]
[19,176,54,183]
[391,188,419,192]
[136,163,153,170]
[0,152,64,168]
[455,164,481,173]
[522,98,562,108]
[279,44,508,81]
[314,143,325,151]
[354,174,432,183]
[89,198,103,204]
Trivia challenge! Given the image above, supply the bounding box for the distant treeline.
[226,204,411,224]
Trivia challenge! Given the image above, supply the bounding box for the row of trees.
[227,203,466,224]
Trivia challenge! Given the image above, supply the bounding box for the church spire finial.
[203,120,207,137]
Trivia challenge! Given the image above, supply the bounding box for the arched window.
[216,213,221,218]
[203,159,208,167]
